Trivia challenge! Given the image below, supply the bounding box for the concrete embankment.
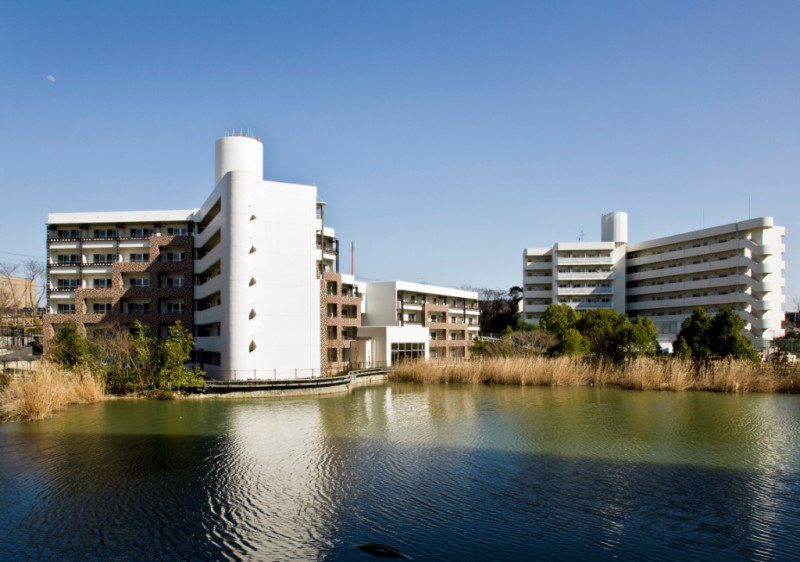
[184,370,388,400]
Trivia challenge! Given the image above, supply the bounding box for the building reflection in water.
[0,386,798,559]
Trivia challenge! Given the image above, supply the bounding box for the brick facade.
[422,302,474,359]
[44,233,194,340]
[320,271,362,373]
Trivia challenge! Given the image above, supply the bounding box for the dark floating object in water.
[357,542,411,559]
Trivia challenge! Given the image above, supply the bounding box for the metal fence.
[204,361,391,382]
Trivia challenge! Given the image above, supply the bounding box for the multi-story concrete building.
[522,212,786,350]
[356,281,480,365]
[46,135,322,380]
[45,210,196,340]
[523,212,627,323]
[45,134,478,379]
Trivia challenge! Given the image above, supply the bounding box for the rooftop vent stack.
[601,211,628,245]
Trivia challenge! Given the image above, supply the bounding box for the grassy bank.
[389,357,800,393]
[0,362,106,422]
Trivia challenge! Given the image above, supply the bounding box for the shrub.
[553,328,589,358]
[48,322,91,367]
[674,307,758,361]
[539,304,579,336]
[0,362,105,422]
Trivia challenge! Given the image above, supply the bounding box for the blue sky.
[0,1,798,305]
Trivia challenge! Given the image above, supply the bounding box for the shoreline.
[5,357,800,424]
[389,356,800,394]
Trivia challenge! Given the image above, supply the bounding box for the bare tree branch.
[22,259,46,310]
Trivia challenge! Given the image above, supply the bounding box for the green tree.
[708,309,758,361]
[156,321,204,389]
[48,321,91,367]
[674,308,713,360]
[673,335,692,360]
[130,321,157,389]
[611,317,660,361]
[575,308,628,358]
[539,304,579,336]
[553,328,589,358]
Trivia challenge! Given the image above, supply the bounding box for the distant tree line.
[474,299,759,362]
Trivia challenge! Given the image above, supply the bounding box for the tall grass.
[0,362,106,422]
[389,357,800,394]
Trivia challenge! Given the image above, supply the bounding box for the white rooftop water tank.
[215,135,264,185]
[601,211,628,244]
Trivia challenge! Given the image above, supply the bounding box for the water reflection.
[0,385,798,560]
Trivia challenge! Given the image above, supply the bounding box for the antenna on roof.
[578,229,584,242]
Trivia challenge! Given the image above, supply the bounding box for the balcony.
[568,301,614,310]
[626,256,778,282]
[556,286,613,296]
[557,256,613,266]
[557,271,614,281]
[524,290,552,299]
[48,234,81,241]
[524,261,552,270]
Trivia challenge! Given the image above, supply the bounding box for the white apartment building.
[355,281,480,366]
[523,212,627,322]
[523,212,786,350]
[46,135,321,380]
[45,134,479,379]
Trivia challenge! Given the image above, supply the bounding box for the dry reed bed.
[0,362,106,422]
[389,357,800,393]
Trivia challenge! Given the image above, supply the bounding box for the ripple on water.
[0,386,798,560]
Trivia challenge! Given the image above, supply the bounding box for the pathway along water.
[1,383,799,560]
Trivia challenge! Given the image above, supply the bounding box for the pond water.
[1,384,799,560]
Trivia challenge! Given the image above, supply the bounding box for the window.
[57,254,80,264]
[129,277,150,288]
[127,302,150,314]
[202,351,221,367]
[167,226,188,236]
[327,326,338,339]
[164,252,183,262]
[93,228,117,239]
[93,278,112,288]
[93,303,112,313]
[92,253,116,264]
[56,229,80,239]
[130,228,154,238]
[56,303,76,313]
[57,279,79,290]
[391,342,425,364]
[165,301,184,314]
[164,276,184,288]
[129,253,149,263]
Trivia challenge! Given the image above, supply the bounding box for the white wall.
[199,136,321,380]
[356,325,430,366]
[362,282,399,327]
